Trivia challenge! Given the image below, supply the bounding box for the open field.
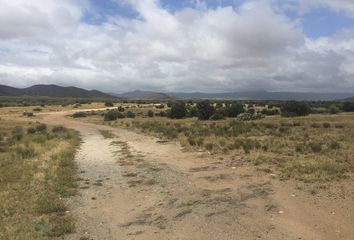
[1,101,354,240]
[0,101,108,116]
[0,119,80,239]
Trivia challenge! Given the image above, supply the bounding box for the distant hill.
[342,96,354,102]
[115,90,354,101]
[142,92,172,100]
[0,84,115,99]
[115,90,173,100]
[168,91,354,101]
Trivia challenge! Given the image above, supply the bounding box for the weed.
[309,142,322,153]
[328,141,340,150]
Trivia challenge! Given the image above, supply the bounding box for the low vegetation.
[74,100,354,185]
[0,120,80,239]
[122,116,353,183]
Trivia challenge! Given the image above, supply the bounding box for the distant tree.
[147,110,154,117]
[328,104,340,114]
[226,102,244,117]
[210,112,225,120]
[215,102,223,108]
[167,101,174,108]
[281,101,311,117]
[188,107,198,117]
[196,101,215,120]
[169,102,187,119]
[261,108,280,116]
[341,102,354,112]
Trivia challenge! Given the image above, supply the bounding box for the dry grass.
[0,119,80,239]
[0,102,107,116]
[99,130,116,139]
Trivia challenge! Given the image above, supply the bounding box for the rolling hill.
[0,84,115,99]
[115,90,173,100]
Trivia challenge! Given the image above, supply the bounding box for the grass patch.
[0,120,80,239]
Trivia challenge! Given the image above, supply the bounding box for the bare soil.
[38,110,354,240]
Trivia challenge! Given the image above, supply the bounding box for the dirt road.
[39,110,354,240]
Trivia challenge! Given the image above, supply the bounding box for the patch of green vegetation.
[72,111,88,118]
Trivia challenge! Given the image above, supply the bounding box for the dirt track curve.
[38,110,354,240]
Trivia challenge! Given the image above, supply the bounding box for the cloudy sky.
[0,0,354,93]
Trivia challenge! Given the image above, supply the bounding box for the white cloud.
[0,0,353,92]
[300,0,354,17]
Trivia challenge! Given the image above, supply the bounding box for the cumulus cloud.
[0,0,353,92]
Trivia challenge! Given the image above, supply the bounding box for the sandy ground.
[35,110,354,240]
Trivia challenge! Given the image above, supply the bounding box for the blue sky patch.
[301,7,354,38]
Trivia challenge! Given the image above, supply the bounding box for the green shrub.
[16,146,36,158]
[72,112,87,118]
[11,126,24,141]
[147,110,154,117]
[126,111,136,118]
[27,127,36,134]
[323,122,331,128]
[23,112,34,117]
[35,123,47,132]
[104,110,124,121]
[73,103,81,108]
[52,126,66,133]
[187,136,204,146]
[33,107,42,112]
[104,101,114,107]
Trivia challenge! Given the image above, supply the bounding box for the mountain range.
[0,84,353,101]
[115,90,354,101]
[0,84,115,99]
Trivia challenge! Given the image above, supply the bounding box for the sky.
[0,0,354,93]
